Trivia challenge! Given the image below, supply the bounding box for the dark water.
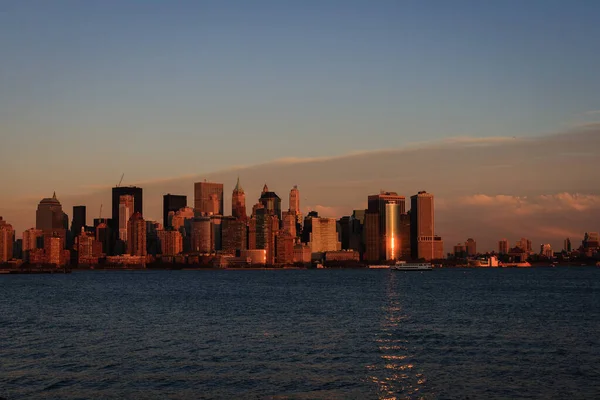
[1,268,599,399]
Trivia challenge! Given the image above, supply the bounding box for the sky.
[1,1,600,250]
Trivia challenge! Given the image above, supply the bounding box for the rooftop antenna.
[117,173,124,187]
[99,204,103,223]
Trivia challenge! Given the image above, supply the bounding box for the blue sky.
[1,0,600,199]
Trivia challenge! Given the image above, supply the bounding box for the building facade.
[410,191,443,261]
[127,212,146,257]
[0,217,14,263]
[163,194,187,228]
[232,178,247,220]
[194,181,224,216]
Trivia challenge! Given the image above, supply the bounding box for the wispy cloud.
[461,193,600,215]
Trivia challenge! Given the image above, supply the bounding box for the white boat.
[390,261,432,271]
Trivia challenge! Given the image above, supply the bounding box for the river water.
[1,268,599,399]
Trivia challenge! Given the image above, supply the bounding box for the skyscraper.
[22,228,43,253]
[127,212,146,256]
[498,239,509,254]
[191,217,213,253]
[410,191,442,261]
[232,178,247,220]
[304,216,341,253]
[194,181,224,216]
[118,195,134,242]
[564,238,571,252]
[259,184,282,220]
[282,211,297,237]
[465,238,477,257]
[163,194,187,228]
[221,216,247,255]
[112,186,143,222]
[289,185,300,214]
[36,193,68,232]
[71,206,87,237]
[0,217,14,263]
[252,208,279,264]
[366,192,407,261]
[157,230,183,256]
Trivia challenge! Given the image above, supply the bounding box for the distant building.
[231,178,247,220]
[36,192,68,237]
[303,215,341,253]
[221,217,247,255]
[454,243,466,258]
[95,221,111,255]
[194,181,224,216]
[77,231,102,265]
[465,238,477,257]
[250,208,279,264]
[289,185,300,214]
[276,232,295,264]
[540,244,553,258]
[170,207,195,252]
[410,191,442,261]
[282,211,297,237]
[146,220,162,256]
[43,234,68,266]
[364,211,379,262]
[498,239,509,254]
[157,230,183,256]
[163,194,187,229]
[563,238,571,252]
[118,195,134,242]
[127,212,146,257]
[111,186,143,224]
[0,217,15,263]
[259,184,282,221]
[293,243,312,264]
[71,206,87,238]
[516,238,532,253]
[583,232,599,250]
[170,207,195,231]
[364,192,408,261]
[191,217,213,253]
[23,228,43,251]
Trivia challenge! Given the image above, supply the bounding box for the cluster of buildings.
[0,180,445,268]
[450,234,600,264]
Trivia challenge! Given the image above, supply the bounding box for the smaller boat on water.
[368,261,433,271]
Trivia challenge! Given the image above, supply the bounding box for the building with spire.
[36,192,68,233]
[232,177,247,220]
[259,184,282,220]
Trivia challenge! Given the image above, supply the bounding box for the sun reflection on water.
[366,272,428,399]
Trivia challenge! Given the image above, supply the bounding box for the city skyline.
[1,126,598,253]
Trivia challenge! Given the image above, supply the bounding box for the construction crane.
[117,173,124,187]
